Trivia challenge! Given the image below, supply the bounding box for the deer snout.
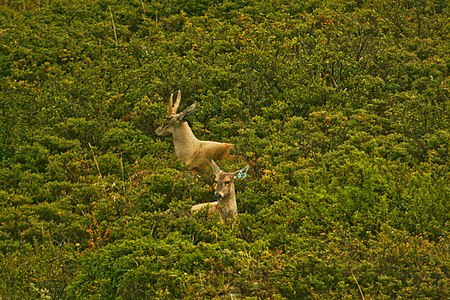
[214,192,223,200]
[155,126,169,137]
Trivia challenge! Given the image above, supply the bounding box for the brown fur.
[155,90,234,171]
[189,142,234,170]
[191,160,248,222]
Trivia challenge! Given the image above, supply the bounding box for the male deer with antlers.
[191,160,249,222]
[155,90,234,171]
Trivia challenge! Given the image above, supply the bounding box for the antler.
[167,93,174,116]
[173,90,182,114]
[167,90,182,116]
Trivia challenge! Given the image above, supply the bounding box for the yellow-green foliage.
[0,0,449,299]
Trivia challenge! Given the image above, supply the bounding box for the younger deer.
[191,160,249,222]
[155,90,234,171]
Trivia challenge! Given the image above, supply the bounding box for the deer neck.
[217,185,237,218]
[172,122,201,164]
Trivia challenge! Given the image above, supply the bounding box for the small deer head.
[155,90,197,137]
[191,160,249,222]
[212,160,249,201]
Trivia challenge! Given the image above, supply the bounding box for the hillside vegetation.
[0,0,449,299]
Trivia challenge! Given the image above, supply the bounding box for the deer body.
[191,160,248,222]
[155,90,233,170]
[171,123,232,169]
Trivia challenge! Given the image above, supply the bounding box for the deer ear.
[211,159,221,175]
[233,165,249,179]
[180,102,197,120]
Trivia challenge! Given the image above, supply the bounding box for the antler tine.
[172,90,182,114]
[167,93,174,116]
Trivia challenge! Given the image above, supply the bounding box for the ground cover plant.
[0,0,449,299]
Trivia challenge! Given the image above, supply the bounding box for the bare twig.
[351,270,366,300]
[89,143,105,192]
[140,0,146,16]
[108,5,118,46]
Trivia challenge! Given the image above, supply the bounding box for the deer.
[155,90,234,171]
[191,160,249,222]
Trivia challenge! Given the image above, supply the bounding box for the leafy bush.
[0,0,448,299]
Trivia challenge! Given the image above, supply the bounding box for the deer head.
[191,160,249,222]
[155,90,197,137]
[155,90,234,170]
[212,159,249,201]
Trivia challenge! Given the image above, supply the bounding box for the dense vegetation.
[1,0,449,299]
